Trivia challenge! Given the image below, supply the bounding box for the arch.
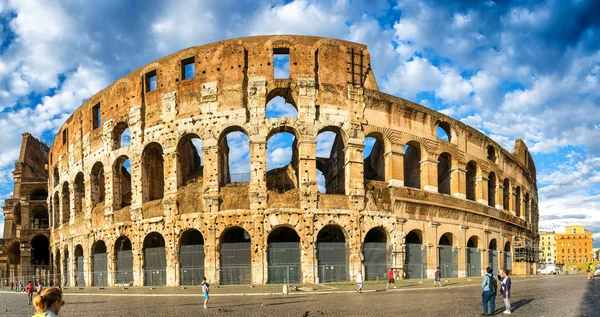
[14,203,21,226]
[405,229,426,279]
[112,122,130,149]
[113,156,132,209]
[31,205,49,229]
[74,172,84,215]
[515,186,521,217]
[74,244,85,286]
[267,227,301,283]
[487,145,496,162]
[363,134,385,182]
[53,166,59,188]
[503,241,512,270]
[142,142,165,202]
[266,129,298,193]
[61,182,70,224]
[220,227,252,285]
[317,225,348,282]
[364,227,388,281]
[466,236,481,277]
[435,121,452,142]
[218,127,250,186]
[438,233,458,278]
[92,240,108,286]
[466,161,477,201]
[143,232,167,286]
[404,141,421,189]
[53,192,60,228]
[30,188,48,201]
[488,239,498,274]
[30,235,50,265]
[525,192,530,222]
[265,95,298,119]
[90,162,106,207]
[177,133,203,188]
[114,236,133,284]
[316,127,346,194]
[503,179,510,211]
[7,241,20,267]
[179,229,205,285]
[488,172,496,207]
[437,153,452,195]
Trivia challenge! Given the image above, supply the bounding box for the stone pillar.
[129,156,143,220]
[451,164,466,199]
[297,78,317,122]
[247,77,267,122]
[298,136,318,211]
[132,247,143,287]
[386,143,404,187]
[427,223,440,279]
[162,150,178,217]
[347,215,363,282]
[204,217,218,285]
[509,188,516,216]
[249,135,267,211]
[301,215,316,284]
[482,230,490,274]
[495,184,504,210]
[69,244,76,287]
[107,250,114,286]
[251,214,265,285]
[201,142,219,213]
[420,157,438,192]
[85,245,93,287]
[346,138,365,203]
[476,176,488,205]
[103,164,114,225]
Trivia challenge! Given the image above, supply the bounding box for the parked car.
[594,264,600,277]
[538,264,557,275]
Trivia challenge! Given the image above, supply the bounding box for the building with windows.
[555,225,593,264]
[539,231,556,264]
[44,35,539,287]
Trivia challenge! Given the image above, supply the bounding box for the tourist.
[356,271,364,293]
[481,266,497,316]
[434,266,442,287]
[38,281,44,295]
[26,281,35,305]
[201,277,210,309]
[10,280,14,291]
[587,263,594,279]
[32,286,65,317]
[387,268,397,289]
[501,269,512,314]
[49,279,54,287]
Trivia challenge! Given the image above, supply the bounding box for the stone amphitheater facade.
[48,35,539,287]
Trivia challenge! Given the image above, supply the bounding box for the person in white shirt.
[356,271,364,293]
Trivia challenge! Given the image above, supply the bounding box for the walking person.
[501,269,512,314]
[356,271,364,293]
[201,277,210,309]
[26,281,35,305]
[481,266,497,316]
[588,263,594,279]
[32,286,65,317]
[434,266,442,287]
[37,281,44,295]
[386,268,397,289]
[10,280,14,291]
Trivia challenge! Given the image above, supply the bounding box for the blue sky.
[0,0,598,246]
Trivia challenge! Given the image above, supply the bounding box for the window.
[182,57,195,80]
[62,128,67,145]
[273,47,290,78]
[145,70,157,92]
[92,103,101,129]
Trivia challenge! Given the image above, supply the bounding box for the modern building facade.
[539,231,556,264]
[555,225,593,264]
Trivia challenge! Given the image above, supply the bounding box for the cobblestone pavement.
[1,275,597,316]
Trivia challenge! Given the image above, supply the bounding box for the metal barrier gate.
[439,245,458,278]
[116,250,134,284]
[220,242,251,285]
[93,253,108,286]
[317,242,348,283]
[180,244,205,285]
[405,243,427,279]
[467,247,481,277]
[489,250,498,273]
[144,247,167,286]
[267,242,301,284]
[363,242,387,281]
[76,256,85,286]
[504,251,512,271]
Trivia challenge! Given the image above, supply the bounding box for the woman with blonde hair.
[32,286,65,317]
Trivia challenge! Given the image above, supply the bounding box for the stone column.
[129,156,143,220]
[346,138,365,203]
[201,142,219,213]
[509,188,516,216]
[69,244,76,287]
[106,250,114,286]
[451,164,467,199]
[347,215,363,282]
[476,176,488,205]
[386,143,404,187]
[301,215,316,284]
[103,164,115,225]
[427,222,440,279]
[132,247,144,287]
[482,230,490,274]
[249,135,267,211]
[420,157,438,192]
[162,149,178,217]
[204,219,218,285]
[297,78,317,122]
[251,214,266,285]
[298,136,318,210]
[495,183,504,210]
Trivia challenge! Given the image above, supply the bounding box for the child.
[434,267,442,287]
[501,269,512,314]
[201,277,210,309]
[356,271,364,293]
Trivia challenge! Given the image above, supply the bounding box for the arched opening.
[363,227,387,281]
[7,242,20,282]
[466,236,481,277]
[177,134,203,188]
[404,230,426,279]
[525,193,530,222]
[488,172,496,207]
[53,166,59,188]
[488,239,498,274]
[30,189,48,201]
[404,142,421,189]
[266,130,298,193]
[487,146,496,162]
[317,225,348,282]
[14,203,21,227]
[316,128,345,194]
[363,135,385,182]
[179,229,205,285]
[92,240,108,286]
[142,143,165,202]
[115,236,133,285]
[515,186,521,217]
[90,162,105,207]
[143,232,167,286]
[74,172,84,215]
[112,122,131,149]
[438,233,458,278]
[267,227,301,283]
[113,156,132,209]
[53,192,60,227]
[436,122,452,142]
[219,129,250,186]
[30,235,50,284]
[31,206,49,229]
[503,242,512,271]
[61,182,70,224]
[75,245,85,286]
[503,179,510,211]
[437,153,452,195]
[466,161,477,201]
[220,227,252,285]
[266,96,298,119]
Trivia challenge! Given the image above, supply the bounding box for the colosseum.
[2,35,540,288]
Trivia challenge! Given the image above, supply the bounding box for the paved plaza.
[1,275,597,316]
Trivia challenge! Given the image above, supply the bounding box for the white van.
[537,264,557,275]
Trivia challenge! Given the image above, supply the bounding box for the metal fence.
[76,256,86,286]
[489,250,498,274]
[504,252,512,270]
[230,173,251,183]
[144,247,167,286]
[267,242,301,284]
[467,247,481,277]
[363,242,387,281]
[93,253,108,286]
[116,250,134,284]
[180,245,205,285]
[65,260,71,286]
[405,244,427,279]
[439,245,459,278]
[317,242,348,283]
[220,242,251,285]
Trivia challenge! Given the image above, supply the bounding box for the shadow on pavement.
[510,298,534,312]
[579,278,598,317]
